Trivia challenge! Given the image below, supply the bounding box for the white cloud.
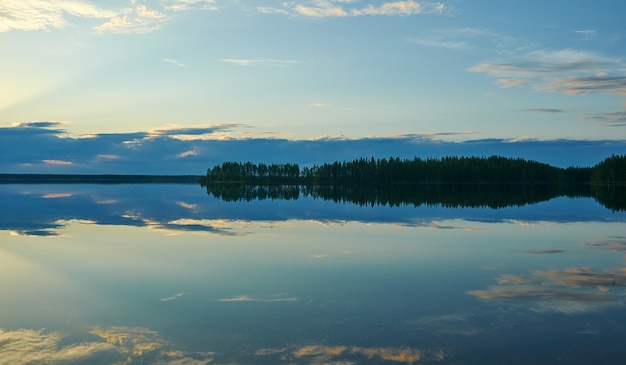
[410,27,514,52]
[310,102,330,107]
[160,292,184,301]
[177,149,199,158]
[95,5,166,34]
[163,0,218,12]
[218,294,298,302]
[0,0,216,34]
[163,58,186,68]
[575,29,598,41]
[0,0,117,32]
[221,58,300,66]
[495,79,529,88]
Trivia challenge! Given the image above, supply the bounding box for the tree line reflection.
[204,182,624,210]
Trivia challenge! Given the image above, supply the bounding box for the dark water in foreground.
[1,183,626,364]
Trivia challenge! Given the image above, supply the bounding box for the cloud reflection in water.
[469,266,626,314]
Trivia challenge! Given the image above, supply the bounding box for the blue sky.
[1,0,626,173]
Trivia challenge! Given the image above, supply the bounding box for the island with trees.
[199,155,625,210]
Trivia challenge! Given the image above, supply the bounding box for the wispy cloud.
[94,5,166,34]
[163,0,218,12]
[259,0,448,18]
[539,75,626,95]
[163,58,186,68]
[220,58,300,67]
[177,149,199,158]
[0,0,117,32]
[160,292,184,302]
[310,102,330,108]
[575,29,598,41]
[218,294,298,302]
[42,159,73,166]
[521,108,565,113]
[583,110,626,127]
[410,27,514,51]
[495,79,529,88]
[41,193,72,199]
[469,49,626,95]
[524,249,565,254]
[13,121,66,128]
[0,0,217,34]
[469,49,620,78]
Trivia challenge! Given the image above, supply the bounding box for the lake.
[1,183,625,364]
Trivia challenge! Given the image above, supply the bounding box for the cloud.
[13,121,66,128]
[310,102,330,108]
[523,249,565,254]
[2,122,626,175]
[177,149,199,158]
[0,0,218,34]
[42,159,73,166]
[309,253,330,259]
[218,294,298,302]
[470,49,626,95]
[521,108,565,113]
[41,193,72,199]
[94,5,166,34]
[495,79,529,88]
[575,29,598,41]
[469,49,620,77]
[0,0,117,32]
[163,58,186,68]
[410,27,513,51]
[154,124,245,137]
[160,292,184,301]
[163,0,218,12]
[539,75,626,95]
[583,110,626,127]
[220,58,300,67]
[261,0,447,18]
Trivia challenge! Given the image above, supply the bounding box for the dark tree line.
[200,155,606,185]
[591,154,626,185]
[199,155,625,211]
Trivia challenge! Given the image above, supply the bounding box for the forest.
[199,155,625,211]
[200,154,625,185]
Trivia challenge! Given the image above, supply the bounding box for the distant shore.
[0,174,202,184]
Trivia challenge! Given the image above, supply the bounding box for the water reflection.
[204,182,626,211]
[0,184,623,237]
[1,184,626,364]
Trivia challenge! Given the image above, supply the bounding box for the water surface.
[1,184,625,364]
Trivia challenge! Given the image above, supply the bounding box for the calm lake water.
[1,183,626,364]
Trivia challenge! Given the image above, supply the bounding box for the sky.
[1,0,626,173]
